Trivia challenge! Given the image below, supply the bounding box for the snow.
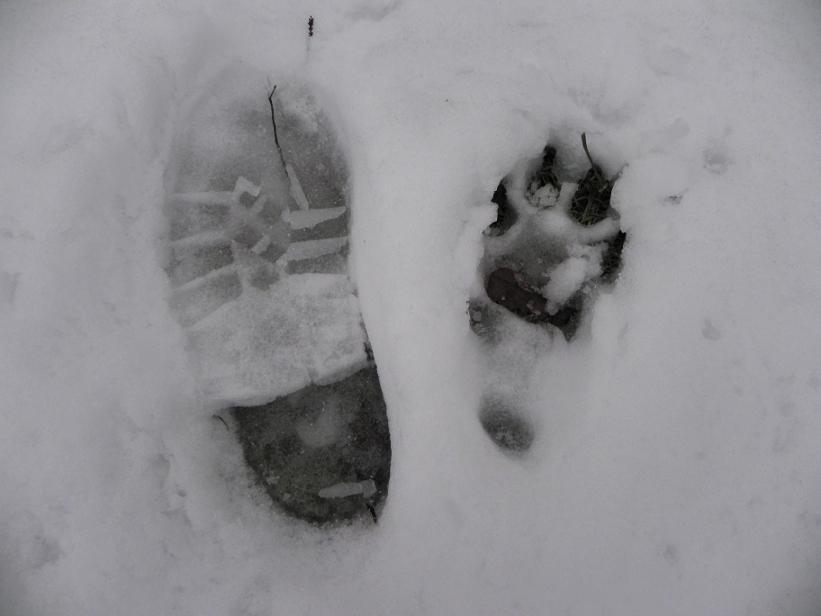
[189,275,368,405]
[542,251,600,308]
[1,1,820,615]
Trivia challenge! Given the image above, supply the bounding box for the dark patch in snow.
[703,143,731,175]
[485,267,548,321]
[600,230,627,283]
[0,269,19,308]
[30,535,63,569]
[233,367,391,525]
[487,181,517,236]
[467,299,504,344]
[345,0,403,22]
[701,318,722,341]
[662,543,680,566]
[479,397,534,454]
[569,134,615,226]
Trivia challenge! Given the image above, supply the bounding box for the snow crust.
[1,1,820,615]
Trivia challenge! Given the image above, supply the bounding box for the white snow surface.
[1,1,821,615]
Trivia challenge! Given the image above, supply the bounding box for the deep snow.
[1,1,820,615]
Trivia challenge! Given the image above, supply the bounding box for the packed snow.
[1,1,820,615]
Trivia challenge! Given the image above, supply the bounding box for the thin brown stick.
[581,132,596,169]
[267,86,281,149]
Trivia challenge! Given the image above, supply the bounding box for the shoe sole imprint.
[165,64,390,524]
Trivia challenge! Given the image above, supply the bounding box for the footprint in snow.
[164,62,390,526]
[469,134,627,454]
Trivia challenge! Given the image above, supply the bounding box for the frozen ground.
[1,1,820,615]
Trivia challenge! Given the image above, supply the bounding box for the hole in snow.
[479,397,534,454]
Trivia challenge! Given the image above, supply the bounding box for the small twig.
[267,85,289,169]
[581,132,597,170]
[366,503,378,524]
[308,16,314,37]
[267,86,281,149]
